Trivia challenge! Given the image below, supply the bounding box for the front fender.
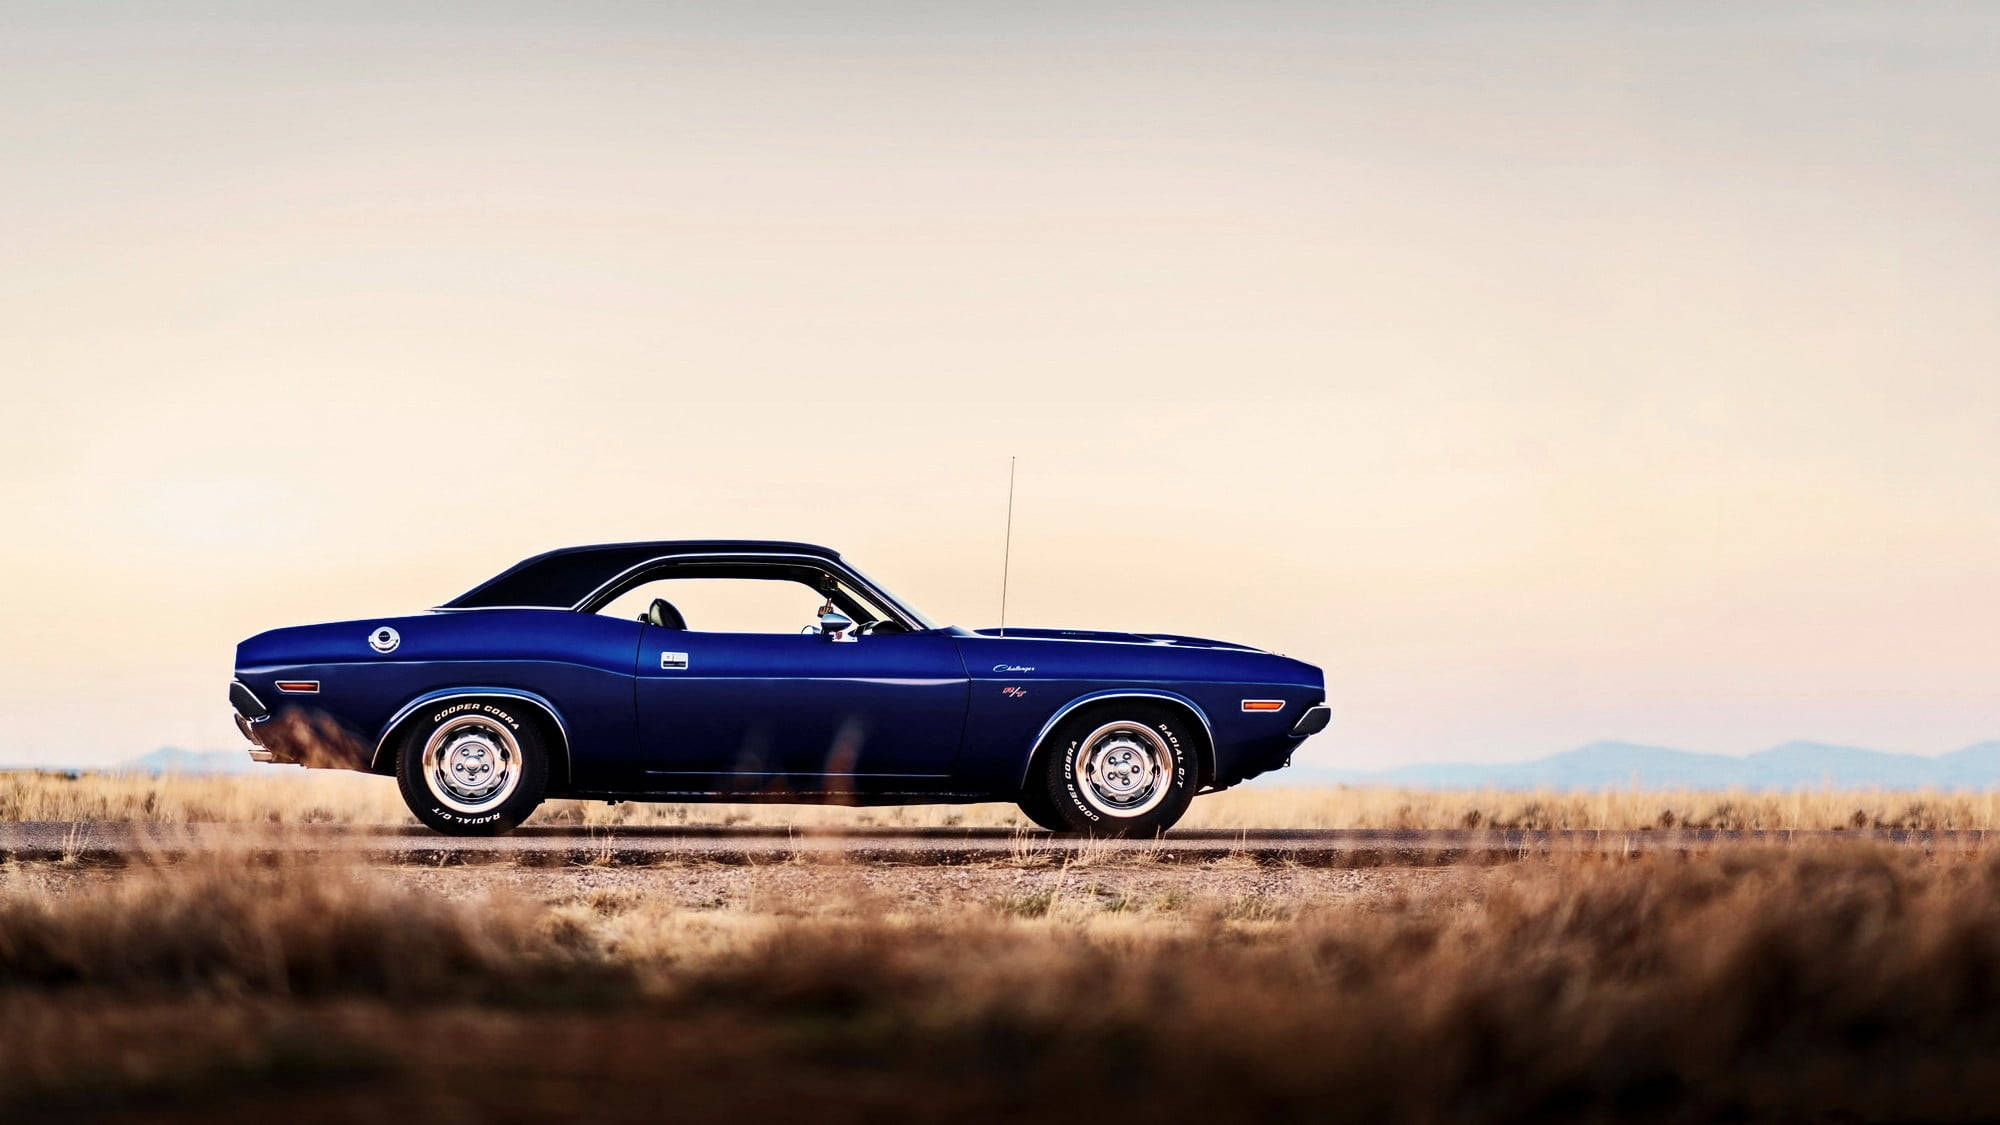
[1014,688,1216,792]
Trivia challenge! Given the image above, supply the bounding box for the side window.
[598,578,826,634]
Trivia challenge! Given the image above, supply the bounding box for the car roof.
[441,540,845,609]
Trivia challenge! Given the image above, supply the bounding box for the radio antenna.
[999,456,1016,637]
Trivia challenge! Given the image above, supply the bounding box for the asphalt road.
[1,822,1987,866]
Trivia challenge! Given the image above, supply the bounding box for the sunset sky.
[3,2,1997,769]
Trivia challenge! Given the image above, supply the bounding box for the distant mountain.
[1281,740,2000,791]
[115,747,262,775]
[1939,742,2000,787]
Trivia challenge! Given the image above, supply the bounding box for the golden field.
[6,768,2000,830]
[11,771,2000,1120]
[7,842,2000,1121]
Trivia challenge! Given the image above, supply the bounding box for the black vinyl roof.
[441,540,844,609]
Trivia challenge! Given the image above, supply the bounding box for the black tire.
[1038,702,1199,837]
[1016,782,1070,832]
[395,697,549,836]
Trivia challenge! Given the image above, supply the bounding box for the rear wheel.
[395,698,548,836]
[1037,703,1198,837]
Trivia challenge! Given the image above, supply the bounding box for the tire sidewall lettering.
[432,806,504,826]
[431,701,523,730]
[1154,721,1188,786]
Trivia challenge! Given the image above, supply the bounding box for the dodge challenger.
[230,540,1329,835]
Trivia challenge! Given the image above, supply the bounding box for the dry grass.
[8,844,2000,1120]
[0,856,585,999]
[6,769,2000,830]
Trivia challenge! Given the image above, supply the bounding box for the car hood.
[967,627,1266,653]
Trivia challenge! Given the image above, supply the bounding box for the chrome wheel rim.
[422,715,521,814]
[1073,721,1173,818]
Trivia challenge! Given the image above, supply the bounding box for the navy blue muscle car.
[230,541,1329,836]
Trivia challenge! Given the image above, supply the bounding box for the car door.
[633,626,970,793]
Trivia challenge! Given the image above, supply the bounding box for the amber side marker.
[1241,699,1285,712]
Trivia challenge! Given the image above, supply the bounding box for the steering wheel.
[855,620,909,636]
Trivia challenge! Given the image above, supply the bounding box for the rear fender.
[372,688,573,786]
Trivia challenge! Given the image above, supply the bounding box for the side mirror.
[818,609,854,638]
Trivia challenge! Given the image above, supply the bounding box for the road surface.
[0,822,1986,866]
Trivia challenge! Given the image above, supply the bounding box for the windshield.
[842,564,937,629]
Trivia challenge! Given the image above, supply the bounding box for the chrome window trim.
[429,605,576,613]
[568,551,931,633]
[370,687,572,783]
[1020,689,1216,791]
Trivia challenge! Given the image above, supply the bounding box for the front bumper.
[1210,699,1331,789]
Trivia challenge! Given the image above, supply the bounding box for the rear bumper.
[1290,703,1331,738]
[229,680,277,762]
[228,677,372,769]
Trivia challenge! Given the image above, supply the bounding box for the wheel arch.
[1017,689,1215,795]
[372,688,574,788]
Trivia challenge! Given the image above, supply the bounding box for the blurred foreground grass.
[7,842,2000,1121]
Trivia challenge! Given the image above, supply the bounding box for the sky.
[2,2,1997,769]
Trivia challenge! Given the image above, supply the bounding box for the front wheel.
[1016,782,1070,832]
[395,698,548,836]
[1037,703,1198,837]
